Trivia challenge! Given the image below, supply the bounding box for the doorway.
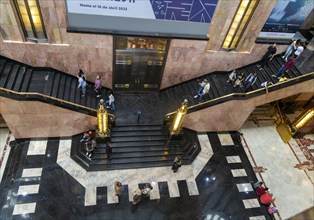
[113,36,169,92]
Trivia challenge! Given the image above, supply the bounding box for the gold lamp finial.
[170,99,188,135]
[97,99,109,136]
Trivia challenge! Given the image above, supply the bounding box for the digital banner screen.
[257,0,313,42]
[66,0,218,39]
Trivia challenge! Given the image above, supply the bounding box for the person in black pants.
[106,142,112,159]
[258,43,277,68]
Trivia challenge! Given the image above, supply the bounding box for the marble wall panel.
[0,97,97,138]
[0,0,289,90]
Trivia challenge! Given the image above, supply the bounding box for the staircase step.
[111,125,166,132]
[0,62,13,88]
[87,160,180,171]
[212,75,225,97]
[27,70,47,93]
[69,77,77,102]
[63,77,72,101]
[20,69,33,92]
[92,150,184,160]
[111,140,170,148]
[111,130,168,137]
[5,64,20,90]
[12,66,27,92]
[51,72,61,97]
[111,135,168,142]
[44,71,55,96]
[206,76,219,98]
[0,59,6,74]
[94,146,181,153]
[57,74,66,99]
[89,155,185,165]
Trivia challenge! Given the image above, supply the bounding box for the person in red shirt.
[80,129,95,143]
[256,187,269,196]
[260,192,275,206]
[272,57,295,78]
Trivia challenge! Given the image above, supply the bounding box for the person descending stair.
[282,39,299,61]
[258,43,277,68]
[198,80,210,102]
[94,75,102,98]
[194,79,207,99]
[77,69,87,97]
[105,91,115,111]
[272,56,295,79]
[243,72,257,92]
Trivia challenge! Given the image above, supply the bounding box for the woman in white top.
[105,91,115,111]
[294,44,304,59]
[141,183,153,198]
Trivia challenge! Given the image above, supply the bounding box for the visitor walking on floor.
[258,43,277,68]
[94,75,102,98]
[260,192,275,206]
[198,80,210,102]
[172,156,182,173]
[132,188,142,205]
[141,183,153,199]
[243,72,257,92]
[194,79,207,99]
[77,70,87,97]
[272,56,295,78]
[114,181,122,197]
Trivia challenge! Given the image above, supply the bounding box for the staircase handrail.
[165,72,314,119]
[0,87,116,120]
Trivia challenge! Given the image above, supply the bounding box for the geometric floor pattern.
[0,132,271,220]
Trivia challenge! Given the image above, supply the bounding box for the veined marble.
[27,140,47,155]
[241,121,314,220]
[57,132,214,206]
[242,198,260,209]
[218,133,234,146]
[231,169,247,177]
[17,184,40,195]
[13,203,36,215]
[21,168,43,178]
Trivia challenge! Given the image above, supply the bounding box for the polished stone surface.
[0,128,12,182]
[26,140,47,155]
[241,121,314,220]
[12,203,36,215]
[17,184,40,195]
[21,168,43,178]
[0,132,271,219]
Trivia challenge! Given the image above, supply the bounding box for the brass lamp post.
[97,99,109,136]
[291,108,314,135]
[169,99,188,135]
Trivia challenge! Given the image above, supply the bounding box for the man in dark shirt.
[106,142,112,159]
[259,43,277,68]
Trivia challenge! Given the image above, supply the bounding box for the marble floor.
[0,131,271,220]
[241,121,314,220]
[0,128,13,182]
